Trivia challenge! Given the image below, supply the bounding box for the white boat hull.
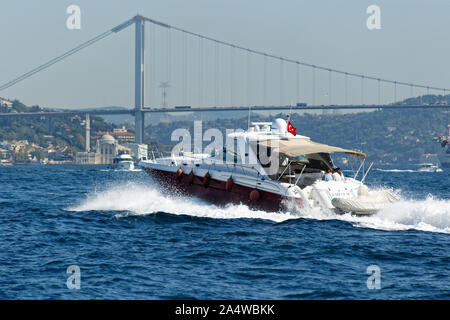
[331,190,398,215]
[112,161,134,171]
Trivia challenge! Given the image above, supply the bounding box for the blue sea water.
[0,165,449,299]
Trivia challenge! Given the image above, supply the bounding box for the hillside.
[0,99,115,151]
[144,107,449,165]
[1,96,449,165]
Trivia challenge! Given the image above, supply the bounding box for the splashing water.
[69,182,450,234]
[298,195,450,234]
[358,196,450,233]
[375,168,418,173]
[69,182,297,223]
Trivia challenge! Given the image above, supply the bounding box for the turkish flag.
[287,121,297,136]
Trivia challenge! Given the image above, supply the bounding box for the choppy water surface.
[0,165,449,299]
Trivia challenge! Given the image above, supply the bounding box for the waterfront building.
[0,99,13,113]
[75,134,132,165]
[75,151,101,164]
[122,143,148,160]
[96,126,135,144]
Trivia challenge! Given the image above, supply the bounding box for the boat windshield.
[253,138,364,185]
[114,155,132,163]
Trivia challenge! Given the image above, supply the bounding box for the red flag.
[287,121,297,136]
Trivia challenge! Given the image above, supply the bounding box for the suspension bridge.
[1,15,449,145]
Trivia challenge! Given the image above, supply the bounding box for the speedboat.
[139,118,397,215]
[111,152,135,171]
[418,162,443,172]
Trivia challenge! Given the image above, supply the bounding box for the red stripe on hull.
[144,168,285,212]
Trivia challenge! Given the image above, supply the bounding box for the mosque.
[75,134,147,165]
[75,115,148,165]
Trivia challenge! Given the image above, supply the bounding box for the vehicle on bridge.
[174,106,192,109]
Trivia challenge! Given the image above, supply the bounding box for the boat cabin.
[223,118,366,187]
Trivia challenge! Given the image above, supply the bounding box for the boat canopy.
[258,138,366,158]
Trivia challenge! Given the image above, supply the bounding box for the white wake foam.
[357,196,450,233]
[69,182,450,234]
[68,182,297,223]
[99,168,143,172]
[375,168,417,173]
[297,195,450,234]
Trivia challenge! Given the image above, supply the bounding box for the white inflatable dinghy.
[331,188,398,215]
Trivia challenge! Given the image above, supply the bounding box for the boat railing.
[277,160,300,185]
[277,161,292,181]
[353,158,365,180]
[149,149,265,177]
[360,162,374,183]
[276,161,322,187]
[294,164,307,186]
[200,160,263,178]
[222,162,263,177]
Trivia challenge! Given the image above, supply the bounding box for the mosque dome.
[100,134,115,144]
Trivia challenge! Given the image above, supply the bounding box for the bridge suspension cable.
[1,14,449,103]
[143,15,450,94]
[0,18,135,92]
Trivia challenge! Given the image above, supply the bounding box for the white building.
[0,99,13,113]
[75,151,100,164]
[122,143,148,161]
[76,134,131,165]
[98,134,117,164]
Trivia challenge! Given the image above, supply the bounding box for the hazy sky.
[1,0,449,109]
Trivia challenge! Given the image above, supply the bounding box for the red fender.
[202,172,211,188]
[176,168,183,182]
[187,171,195,185]
[225,177,234,192]
[249,189,260,201]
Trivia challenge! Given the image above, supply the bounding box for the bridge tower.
[134,15,145,144]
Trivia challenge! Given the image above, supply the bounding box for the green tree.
[30,149,44,160]
[14,152,29,162]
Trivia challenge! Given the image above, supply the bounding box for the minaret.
[85,113,90,152]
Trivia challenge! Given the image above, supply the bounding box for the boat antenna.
[285,103,293,139]
[288,101,293,121]
[247,105,251,130]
